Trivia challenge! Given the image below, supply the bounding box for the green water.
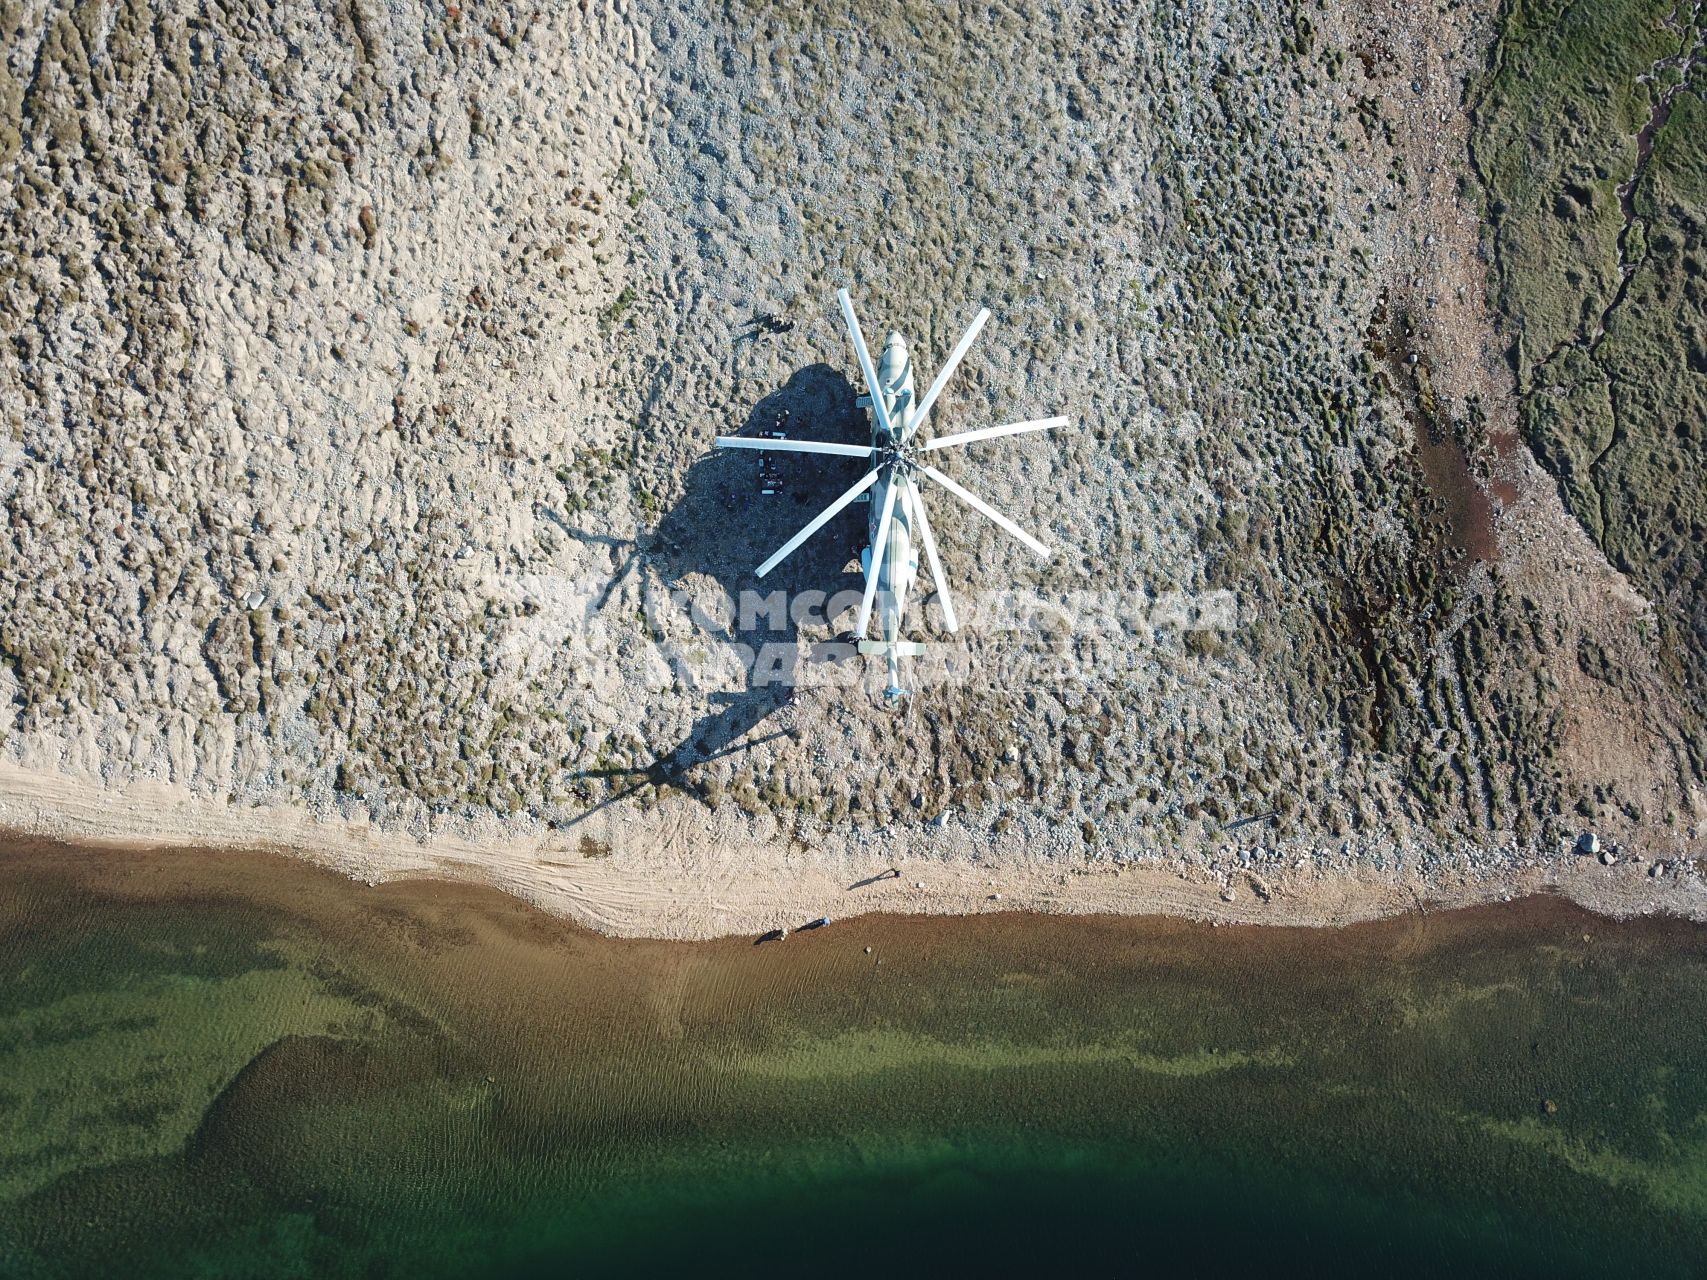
[1,844,1705,1277]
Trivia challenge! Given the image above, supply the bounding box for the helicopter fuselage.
[863,334,922,676]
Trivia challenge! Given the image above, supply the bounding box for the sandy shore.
[4,761,1701,940]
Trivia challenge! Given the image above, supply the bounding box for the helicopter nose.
[885,331,907,356]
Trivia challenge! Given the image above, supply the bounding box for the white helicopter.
[716,287,1066,700]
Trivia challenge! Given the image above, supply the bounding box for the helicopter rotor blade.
[855,473,900,639]
[755,467,880,578]
[921,464,1051,560]
[907,307,991,435]
[837,288,896,440]
[716,436,875,459]
[920,415,1067,453]
[910,482,958,633]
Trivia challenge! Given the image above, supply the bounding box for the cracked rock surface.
[1475,0,1707,770]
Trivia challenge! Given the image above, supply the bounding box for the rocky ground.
[0,0,1702,932]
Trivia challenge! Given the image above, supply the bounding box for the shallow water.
[1,840,1704,1277]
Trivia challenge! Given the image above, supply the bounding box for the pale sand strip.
[2,761,1702,940]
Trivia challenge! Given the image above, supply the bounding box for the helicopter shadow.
[561,364,873,824]
[653,360,873,655]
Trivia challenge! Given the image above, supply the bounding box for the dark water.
[1,841,1704,1278]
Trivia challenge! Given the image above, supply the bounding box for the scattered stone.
[1600,849,1616,866]
[1578,832,1600,856]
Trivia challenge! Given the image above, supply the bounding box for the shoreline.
[3,761,1702,940]
[8,787,1704,1279]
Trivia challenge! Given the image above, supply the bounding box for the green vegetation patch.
[1472,0,1707,748]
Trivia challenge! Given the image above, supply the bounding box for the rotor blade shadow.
[535,508,642,610]
[557,691,793,827]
